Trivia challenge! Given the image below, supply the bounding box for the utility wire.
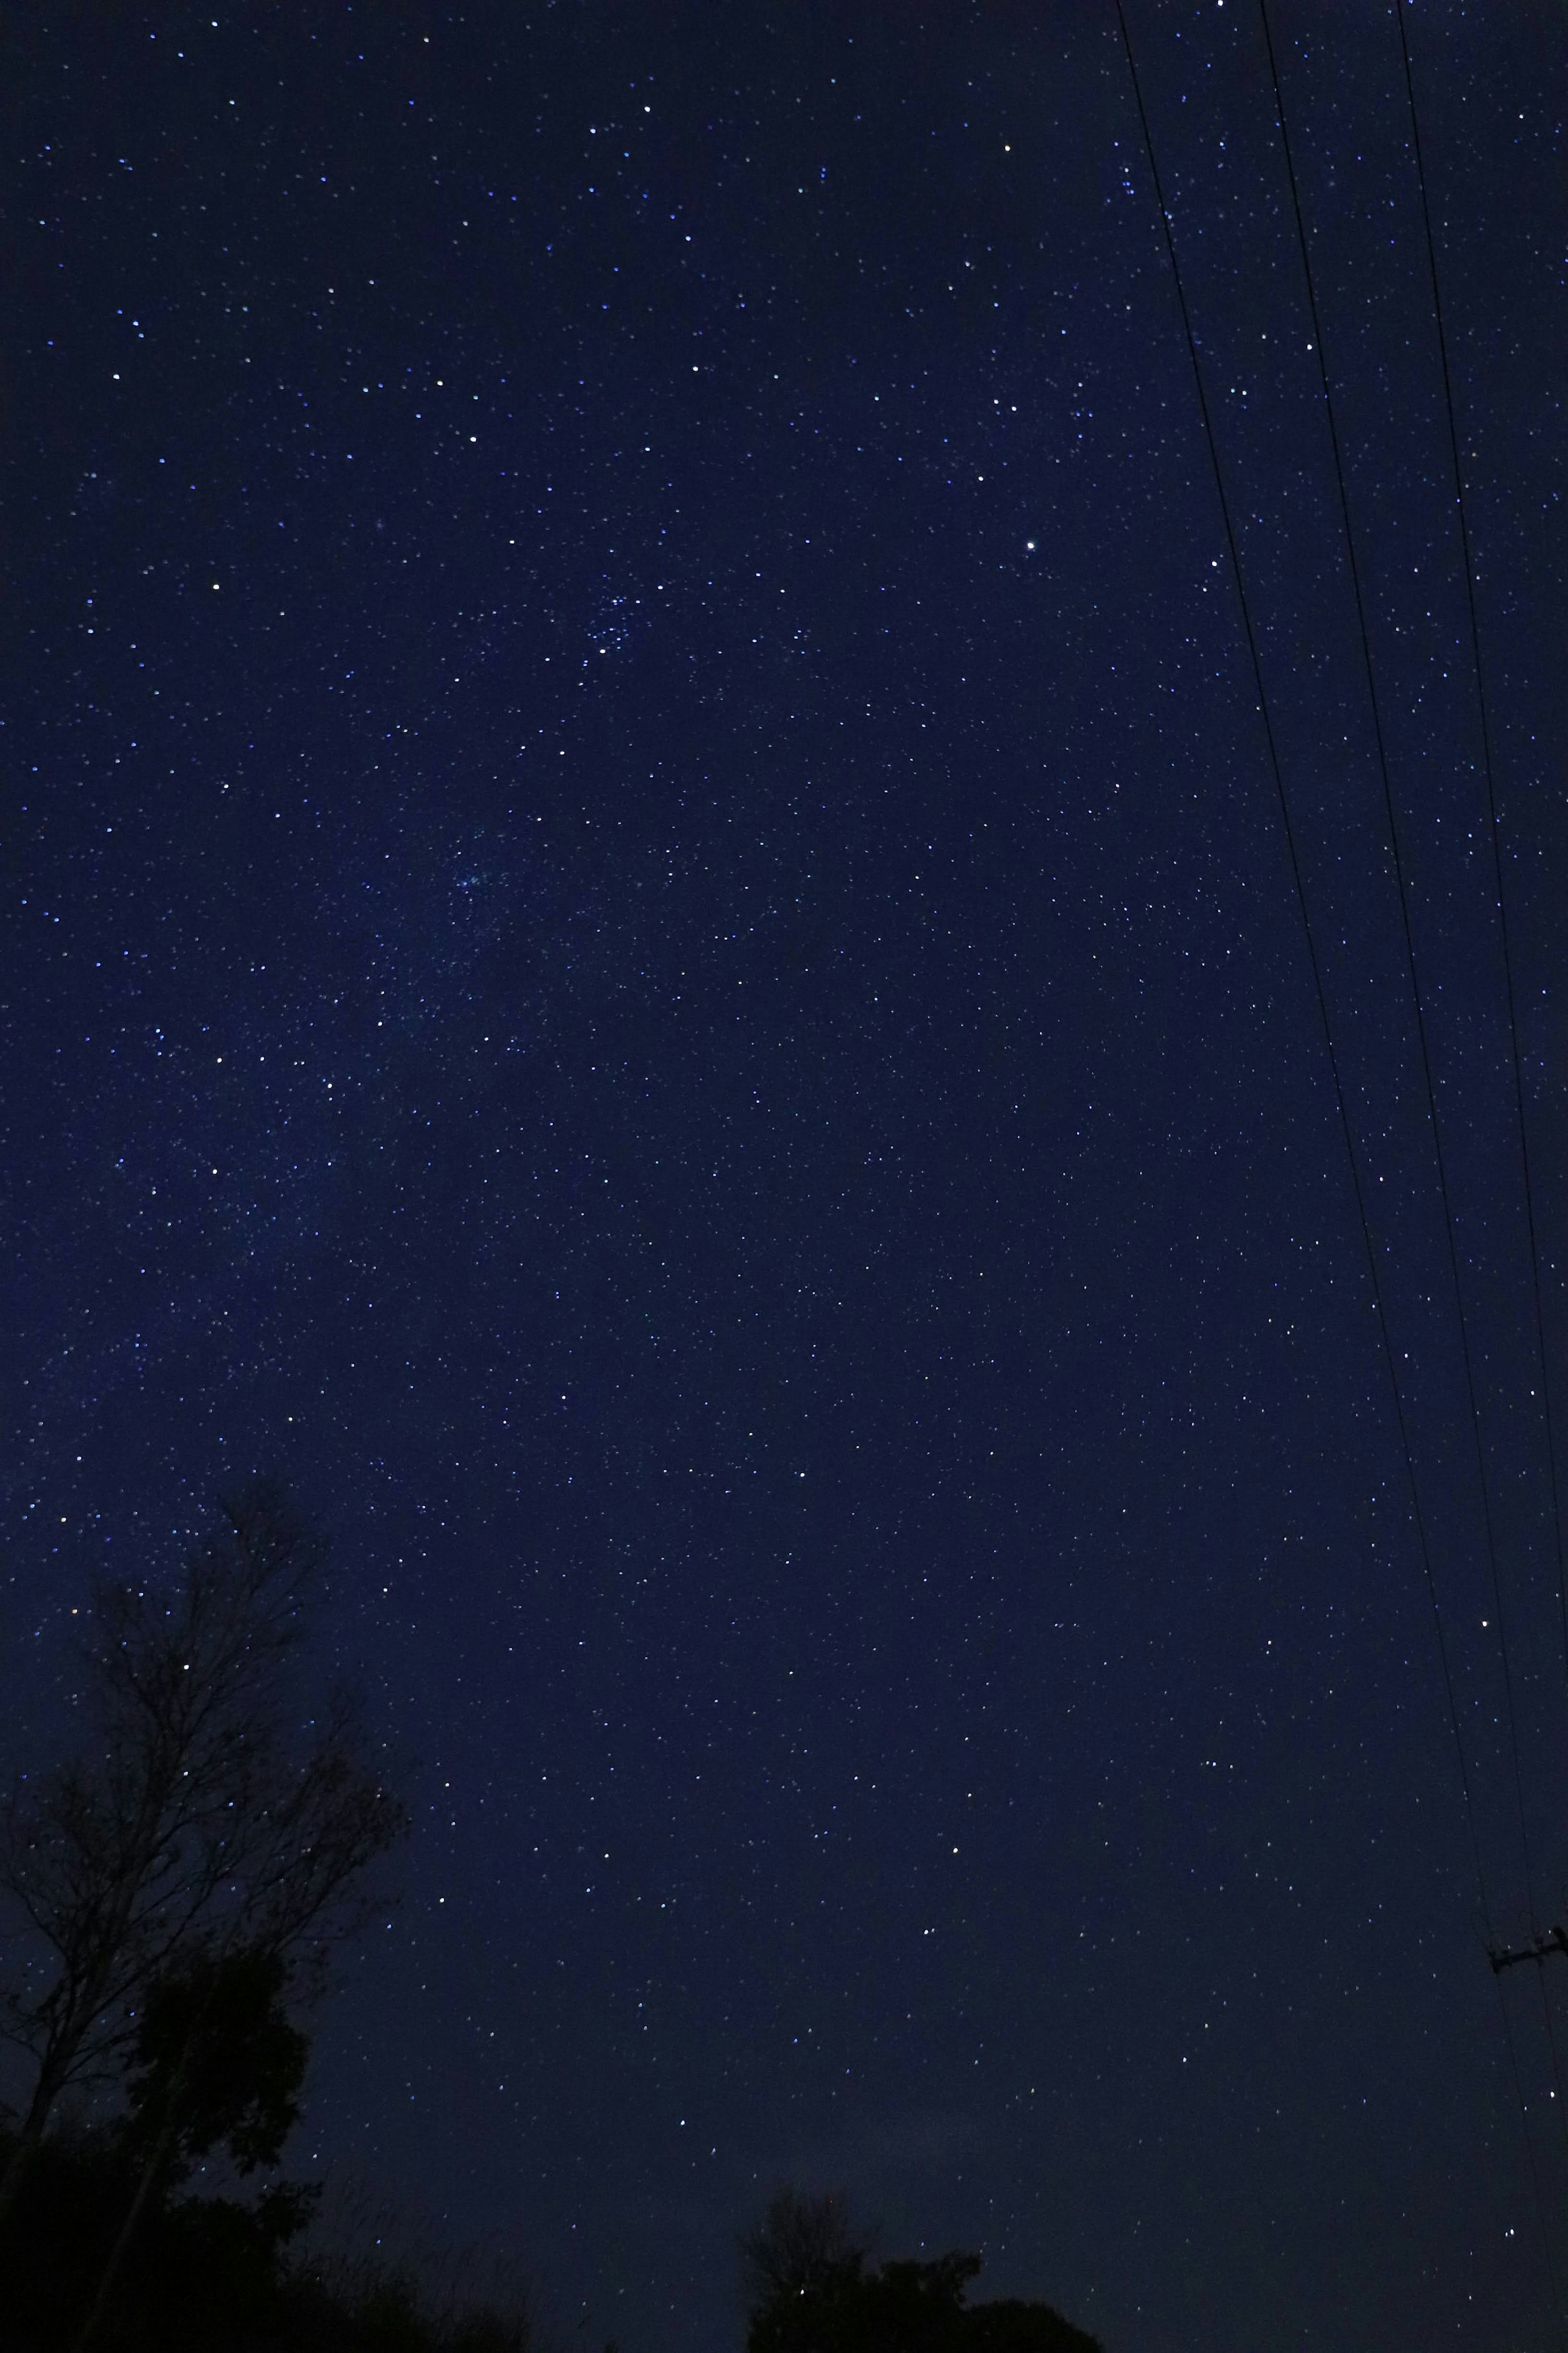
[1111,1,1563,2324]
[1109,0,1489,1938]
[1257,0,1568,2176]
[1391,0,1568,1701]
[1255,0,1538,1952]
[1391,0,1568,2221]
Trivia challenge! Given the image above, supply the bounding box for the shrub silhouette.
[743,2205,1100,2353]
[0,2116,537,2353]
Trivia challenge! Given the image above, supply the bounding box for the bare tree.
[739,2185,870,2321]
[296,2163,543,2351]
[0,1481,409,2229]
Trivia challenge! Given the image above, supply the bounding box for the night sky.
[6,4,1568,2347]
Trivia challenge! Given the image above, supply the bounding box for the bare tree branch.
[738,2186,871,2320]
[0,1481,409,2226]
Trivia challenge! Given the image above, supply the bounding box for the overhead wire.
[1107,0,1488,1936]
[1391,0,1568,2201]
[1256,0,1568,2187]
[1109,0,1562,2322]
[1390,0,1568,1704]
[1254,0,1538,1951]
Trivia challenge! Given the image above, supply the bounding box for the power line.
[1109,0,1489,1944]
[1110,1,1562,2327]
[1255,0,1539,1950]
[1390,0,1568,2201]
[1255,0,1568,2181]
[1391,0,1568,1699]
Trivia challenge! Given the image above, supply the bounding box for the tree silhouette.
[742,2192,1101,2353]
[73,1939,314,2349]
[0,1480,410,2234]
[130,1942,308,2172]
[0,2108,536,2352]
[739,2183,870,2318]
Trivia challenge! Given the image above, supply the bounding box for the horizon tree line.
[0,1485,1100,2353]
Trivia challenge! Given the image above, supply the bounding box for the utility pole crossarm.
[1488,1926,1568,1974]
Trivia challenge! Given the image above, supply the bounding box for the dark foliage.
[0,2115,312,2351]
[963,2302,1104,2353]
[59,1943,320,2350]
[122,1943,310,2181]
[746,2238,1100,2353]
[0,2119,535,2353]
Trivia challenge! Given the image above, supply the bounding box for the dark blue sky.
[5,4,1568,2346]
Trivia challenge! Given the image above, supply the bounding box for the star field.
[5,7,1568,2349]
